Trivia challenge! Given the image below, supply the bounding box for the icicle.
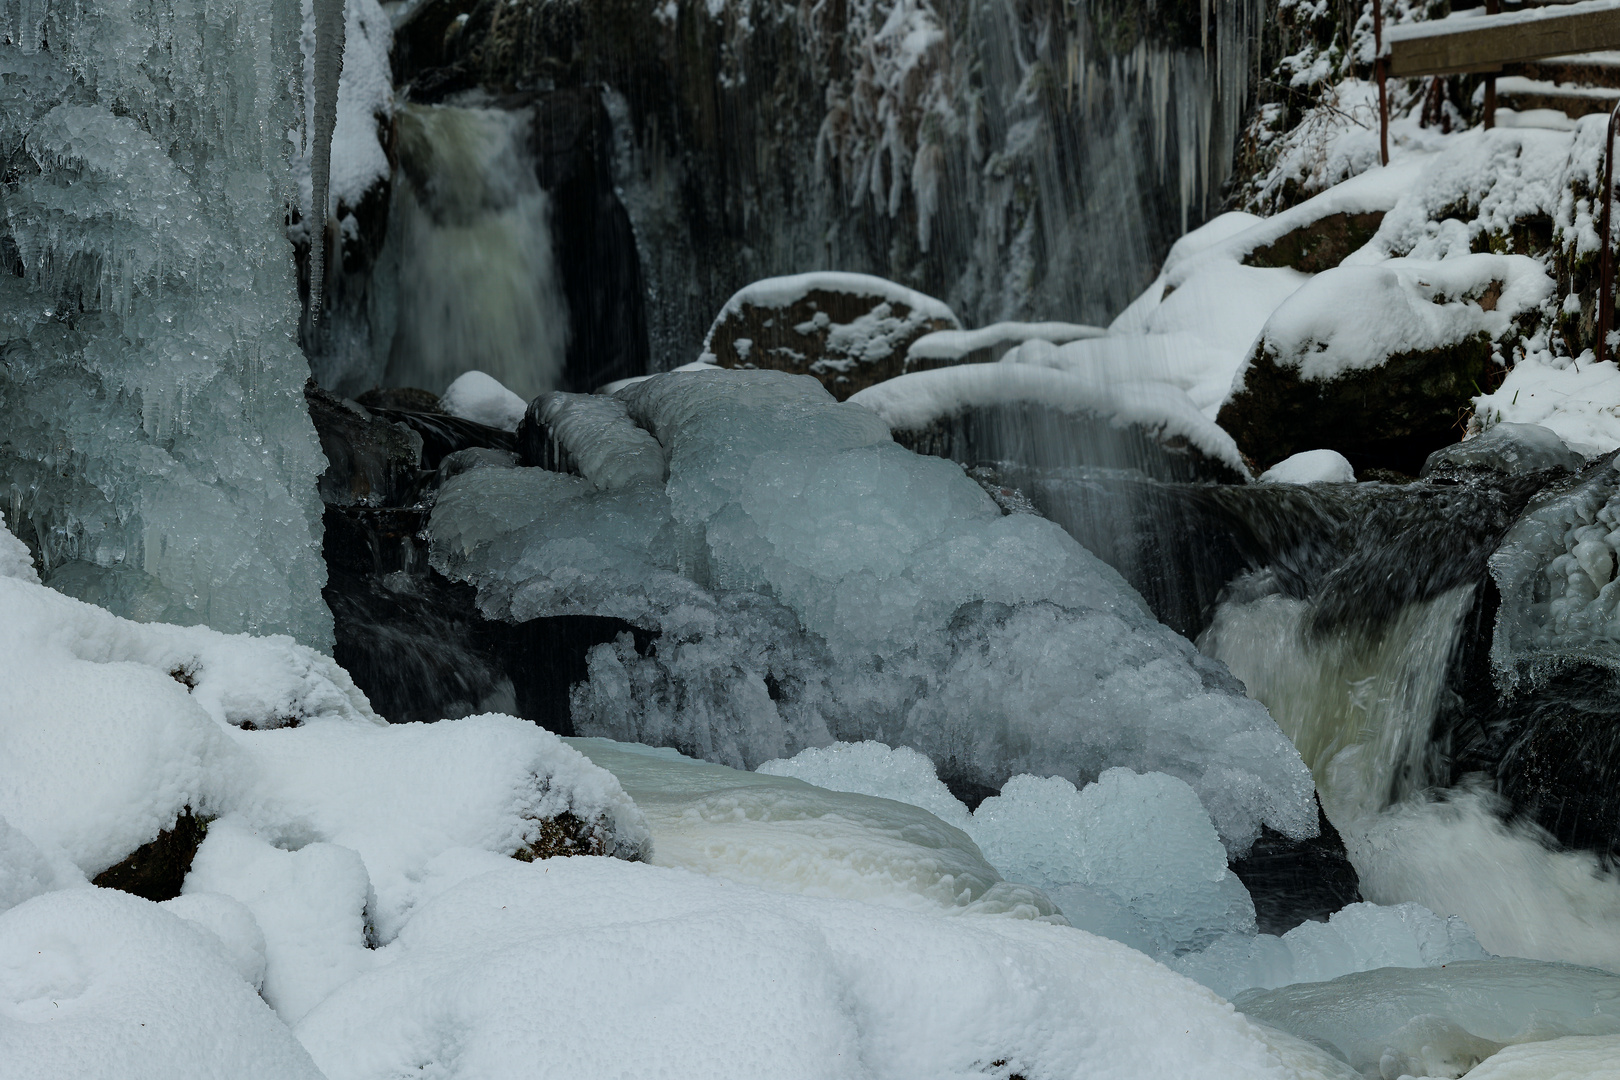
[309,0,346,320]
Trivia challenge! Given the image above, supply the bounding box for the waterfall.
[384,104,571,400]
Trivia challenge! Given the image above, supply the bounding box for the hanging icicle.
[308,0,346,320]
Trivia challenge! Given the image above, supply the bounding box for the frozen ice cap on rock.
[0,888,325,1080]
[1260,450,1356,484]
[433,369,1318,853]
[440,370,528,431]
[757,741,974,832]
[1422,421,1585,479]
[969,769,1256,957]
[524,391,667,489]
[295,855,1356,1080]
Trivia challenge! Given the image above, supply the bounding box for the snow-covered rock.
[701,272,960,399]
[439,371,529,432]
[1260,450,1356,484]
[904,321,1105,369]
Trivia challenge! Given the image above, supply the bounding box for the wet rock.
[1242,210,1385,274]
[305,382,427,507]
[356,386,445,413]
[91,809,207,902]
[703,274,961,400]
[365,407,517,471]
[1228,799,1361,935]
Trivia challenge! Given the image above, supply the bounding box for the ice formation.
[757,740,974,832]
[1491,455,1620,673]
[0,0,333,646]
[1259,450,1357,485]
[439,371,528,432]
[1235,958,1620,1078]
[526,392,668,490]
[571,738,1053,918]
[307,0,347,317]
[430,369,1318,853]
[1422,421,1585,479]
[905,322,1106,366]
[1173,900,1490,1002]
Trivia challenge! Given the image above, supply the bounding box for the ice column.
[0,0,335,649]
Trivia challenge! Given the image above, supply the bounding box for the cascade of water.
[382,104,571,400]
[0,0,334,648]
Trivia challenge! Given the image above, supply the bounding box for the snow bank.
[0,888,324,1080]
[432,370,1317,853]
[0,513,36,583]
[1260,450,1356,484]
[848,363,1251,478]
[439,371,527,432]
[905,321,1105,366]
[1475,355,1620,458]
[294,856,1353,1080]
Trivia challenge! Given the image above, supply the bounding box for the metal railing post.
[1376,0,1390,165]
[1599,101,1620,367]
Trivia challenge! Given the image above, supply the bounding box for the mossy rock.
[515,810,637,861]
[92,809,208,902]
[1243,211,1385,274]
[1217,335,1496,477]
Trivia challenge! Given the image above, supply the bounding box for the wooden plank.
[1386,0,1620,77]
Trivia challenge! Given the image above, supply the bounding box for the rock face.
[703,273,960,399]
[91,810,208,903]
[386,0,1263,374]
[1241,210,1385,274]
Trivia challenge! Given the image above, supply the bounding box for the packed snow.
[439,371,528,432]
[1260,450,1357,484]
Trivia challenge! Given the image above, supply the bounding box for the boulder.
[1241,210,1386,274]
[1218,256,1553,475]
[703,272,961,400]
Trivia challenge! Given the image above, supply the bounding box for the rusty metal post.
[1375,0,1390,165]
[1484,0,1499,129]
[1599,101,1620,367]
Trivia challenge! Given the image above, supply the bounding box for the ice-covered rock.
[293,855,1355,1080]
[0,888,326,1080]
[517,391,667,488]
[850,363,1252,482]
[439,371,529,432]
[757,741,974,832]
[430,369,1318,853]
[573,738,1050,918]
[1260,450,1356,485]
[701,272,960,399]
[1422,421,1585,480]
[1219,255,1554,473]
[970,769,1256,957]
[1234,958,1620,1078]
[0,0,334,648]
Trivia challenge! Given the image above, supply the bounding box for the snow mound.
[294,856,1353,1080]
[432,369,1317,853]
[848,363,1252,479]
[0,570,649,920]
[1174,900,1490,1002]
[0,888,325,1080]
[1464,1034,1620,1080]
[573,738,1050,918]
[1261,450,1356,484]
[439,370,528,432]
[905,321,1106,366]
[1234,958,1620,1078]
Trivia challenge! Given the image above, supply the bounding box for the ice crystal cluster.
[0,0,344,647]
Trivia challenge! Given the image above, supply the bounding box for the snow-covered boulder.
[850,363,1251,483]
[440,371,528,432]
[1218,255,1553,474]
[1260,450,1356,484]
[701,272,960,399]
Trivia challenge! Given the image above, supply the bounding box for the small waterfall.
[384,104,570,399]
